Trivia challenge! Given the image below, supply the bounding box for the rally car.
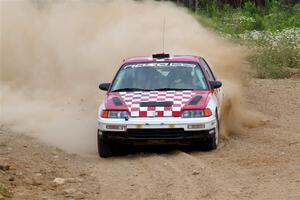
[97,53,223,157]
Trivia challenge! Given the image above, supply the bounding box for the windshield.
[110,62,208,91]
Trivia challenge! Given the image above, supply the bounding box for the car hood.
[104,90,210,117]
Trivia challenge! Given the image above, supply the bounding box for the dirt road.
[1,78,299,200]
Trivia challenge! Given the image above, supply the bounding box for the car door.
[199,58,224,114]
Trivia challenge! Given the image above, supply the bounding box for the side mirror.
[210,81,222,89]
[99,83,110,91]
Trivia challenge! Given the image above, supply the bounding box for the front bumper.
[98,116,217,143]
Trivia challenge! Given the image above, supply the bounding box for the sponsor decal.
[124,62,196,69]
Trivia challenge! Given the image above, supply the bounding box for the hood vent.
[189,96,202,105]
[140,101,173,107]
[112,97,123,106]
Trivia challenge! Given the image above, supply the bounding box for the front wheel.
[204,112,219,150]
[97,131,112,158]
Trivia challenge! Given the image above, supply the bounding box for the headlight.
[108,111,129,118]
[101,110,129,118]
[181,108,212,118]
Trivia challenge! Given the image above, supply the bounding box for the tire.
[204,111,219,150]
[97,131,112,158]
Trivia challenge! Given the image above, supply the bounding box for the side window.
[199,58,215,81]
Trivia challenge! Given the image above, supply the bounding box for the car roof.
[123,54,202,64]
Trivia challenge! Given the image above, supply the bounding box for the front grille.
[126,128,186,138]
[104,129,211,140]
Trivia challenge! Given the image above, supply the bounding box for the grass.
[194,1,300,78]
[249,31,299,78]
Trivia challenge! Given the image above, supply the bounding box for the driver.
[168,68,193,89]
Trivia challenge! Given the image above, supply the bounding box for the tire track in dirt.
[158,151,219,199]
[90,149,239,200]
[161,150,244,200]
[136,153,199,200]
[90,156,146,200]
[91,153,200,200]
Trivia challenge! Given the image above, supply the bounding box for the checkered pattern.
[119,91,196,117]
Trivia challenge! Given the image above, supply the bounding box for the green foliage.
[249,30,300,78]
[250,44,299,78]
[171,0,299,11]
[197,1,299,34]
[195,0,300,79]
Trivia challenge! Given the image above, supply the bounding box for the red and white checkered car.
[97,53,224,157]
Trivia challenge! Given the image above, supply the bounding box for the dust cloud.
[0,0,262,154]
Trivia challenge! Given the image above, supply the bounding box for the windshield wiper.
[111,88,153,92]
[153,88,194,91]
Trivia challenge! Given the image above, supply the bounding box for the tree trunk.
[195,0,199,12]
[255,0,269,7]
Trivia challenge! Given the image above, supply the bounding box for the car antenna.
[152,18,169,59]
[162,17,166,53]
